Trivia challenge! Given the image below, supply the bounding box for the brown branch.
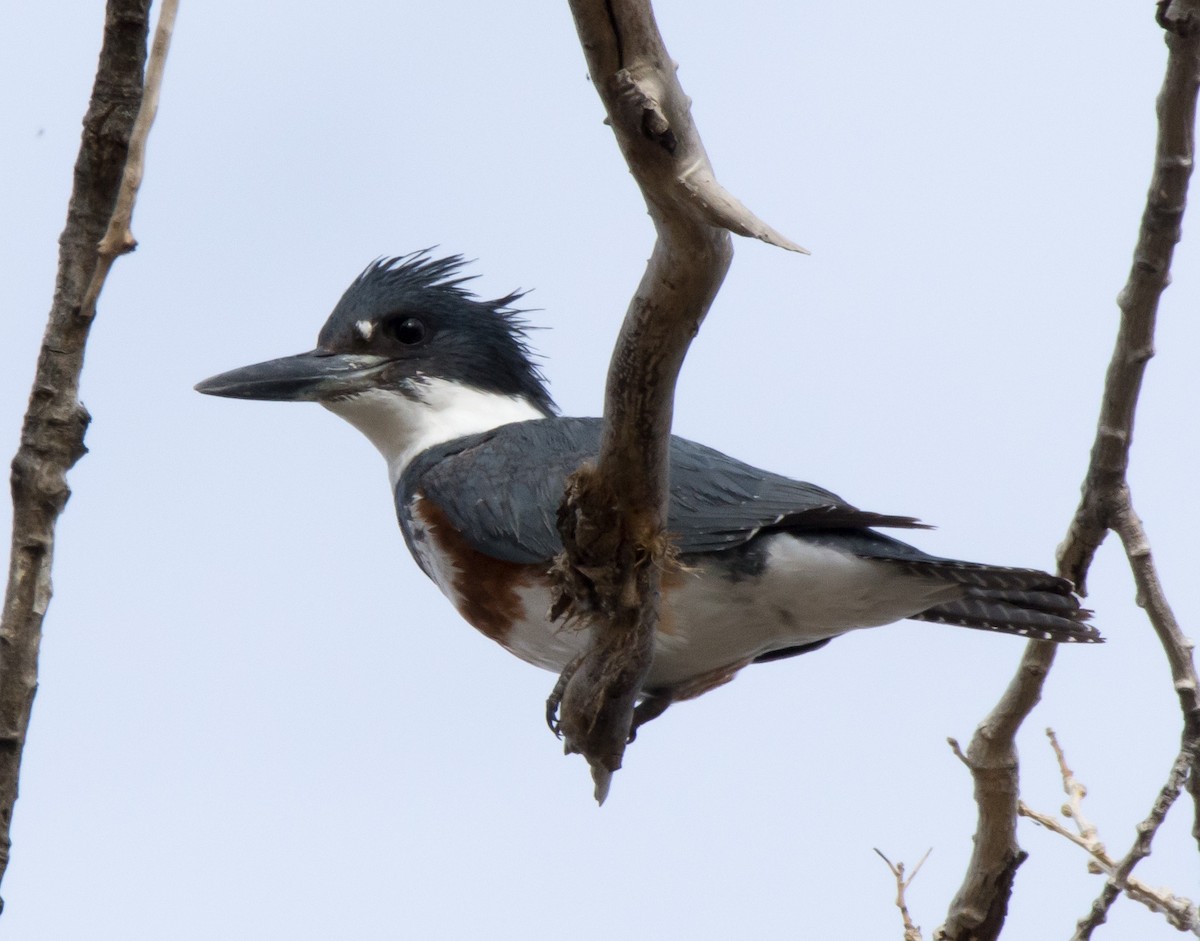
[553,0,799,801]
[876,848,931,941]
[937,3,1200,936]
[0,0,172,907]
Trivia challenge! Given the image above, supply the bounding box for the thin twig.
[1047,728,1100,848]
[876,848,931,941]
[936,6,1200,936]
[1020,802,1200,936]
[0,0,172,907]
[83,0,179,315]
[1018,731,1199,935]
[1071,747,1199,939]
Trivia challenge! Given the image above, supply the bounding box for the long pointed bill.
[195,350,391,401]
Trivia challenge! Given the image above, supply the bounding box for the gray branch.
[0,0,173,908]
[552,0,800,801]
[936,3,1200,937]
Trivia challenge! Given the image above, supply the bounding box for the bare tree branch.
[876,848,931,941]
[937,4,1200,936]
[935,651,1044,940]
[86,0,179,310]
[1111,496,1200,848]
[1016,732,1199,937]
[552,0,799,801]
[1071,747,1198,939]
[1045,728,1099,846]
[1058,0,1200,589]
[0,0,174,906]
[1065,0,1200,858]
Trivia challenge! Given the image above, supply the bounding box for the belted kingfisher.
[197,252,1100,727]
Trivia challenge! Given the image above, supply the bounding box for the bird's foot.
[547,663,672,744]
[545,655,584,738]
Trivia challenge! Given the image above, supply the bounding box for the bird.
[196,251,1100,732]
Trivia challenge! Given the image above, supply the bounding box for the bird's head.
[197,252,555,412]
[197,252,557,482]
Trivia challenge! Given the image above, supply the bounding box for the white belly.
[436,533,960,692]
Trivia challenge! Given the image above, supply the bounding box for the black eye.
[385,317,427,345]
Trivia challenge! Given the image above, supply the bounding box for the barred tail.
[911,590,1099,643]
[873,557,1101,643]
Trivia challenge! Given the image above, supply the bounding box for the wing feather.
[399,418,922,563]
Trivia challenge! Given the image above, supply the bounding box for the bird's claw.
[545,655,583,738]
[547,662,673,744]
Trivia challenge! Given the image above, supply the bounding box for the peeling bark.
[553,0,800,801]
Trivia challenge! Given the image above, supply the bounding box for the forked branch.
[1016,731,1199,938]
[553,0,800,801]
[876,848,932,941]
[936,3,1200,937]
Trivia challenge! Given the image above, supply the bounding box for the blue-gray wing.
[398,417,926,565]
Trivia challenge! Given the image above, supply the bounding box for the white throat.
[322,378,547,488]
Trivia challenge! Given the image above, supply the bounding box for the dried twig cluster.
[1020,730,1199,937]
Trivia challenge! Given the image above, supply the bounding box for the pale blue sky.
[2,2,1197,938]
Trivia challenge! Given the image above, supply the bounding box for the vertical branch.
[553,0,800,801]
[0,0,175,906]
[87,0,179,308]
[1061,0,1200,853]
[939,651,1048,941]
[1059,0,1200,590]
[937,3,1200,937]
